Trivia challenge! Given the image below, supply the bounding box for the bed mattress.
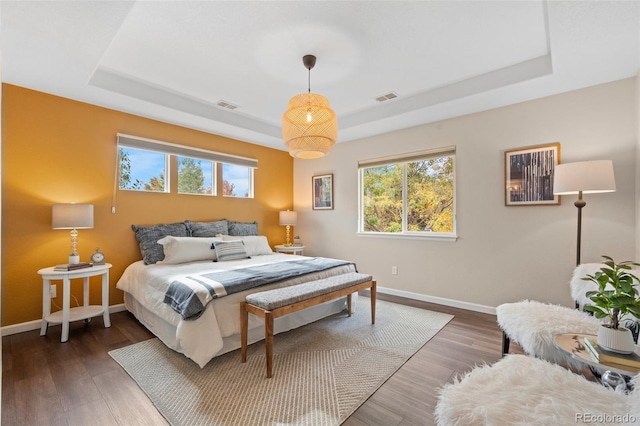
[116,253,357,367]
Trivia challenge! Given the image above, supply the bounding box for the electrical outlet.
[391,266,398,275]
[50,284,57,298]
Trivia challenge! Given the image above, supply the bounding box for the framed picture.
[312,174,333,210]
[505,143,561,206]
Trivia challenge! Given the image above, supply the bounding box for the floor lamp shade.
[553,160,616,267]
[553,160,616,195]
[52,203,94,264]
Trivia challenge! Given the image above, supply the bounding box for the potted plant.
[582,255,640,354]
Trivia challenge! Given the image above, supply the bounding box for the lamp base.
[68,254,80,265]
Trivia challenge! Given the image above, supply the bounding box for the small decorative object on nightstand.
[274,244,305,256]
[91,247,105,265]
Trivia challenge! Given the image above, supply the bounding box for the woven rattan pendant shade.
[282,55,337,159]
[282,93,337,159]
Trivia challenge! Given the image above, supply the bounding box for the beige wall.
[1,84,293,326]
[294,78,637,310]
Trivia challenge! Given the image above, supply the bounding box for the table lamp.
[52,203,94,264]
[279,210,297,246]
[553,160,616,266]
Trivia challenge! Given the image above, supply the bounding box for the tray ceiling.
[2,1,638,151]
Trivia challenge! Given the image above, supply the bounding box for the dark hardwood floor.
[2,294,523,425]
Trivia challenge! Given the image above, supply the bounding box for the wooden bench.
[240,272,376,378]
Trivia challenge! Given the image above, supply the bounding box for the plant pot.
[597,325,636,354]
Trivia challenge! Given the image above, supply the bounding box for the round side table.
[38,263,112,342]
[274,245,305,256]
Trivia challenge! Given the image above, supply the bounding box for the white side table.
[39,263,112,342]
[274,245,305,255]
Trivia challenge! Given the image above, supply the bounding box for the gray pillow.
[131,222,189,264]
[186,219,229,237]
[228,221,258,236]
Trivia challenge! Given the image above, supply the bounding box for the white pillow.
[157,236,223,264]
[221,235,273,256]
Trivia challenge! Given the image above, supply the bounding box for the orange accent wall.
[1,84,293,326]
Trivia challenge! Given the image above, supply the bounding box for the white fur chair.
[435,354,640,426]
[496,300,600,369]
[496,263,607,369]
[570,263,607,309]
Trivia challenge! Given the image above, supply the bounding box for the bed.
[116,221,359,367]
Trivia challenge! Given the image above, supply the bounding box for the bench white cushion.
[245,272,372,310]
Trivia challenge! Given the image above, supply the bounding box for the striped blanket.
[164,257,353,320]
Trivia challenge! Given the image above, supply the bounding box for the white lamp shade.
[553,160,616,195]
[52,203,94,229]
[279,210,298,226]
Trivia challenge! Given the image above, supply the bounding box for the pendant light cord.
[308,67,311,94]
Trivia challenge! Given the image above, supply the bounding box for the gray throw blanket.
[164,257,353,320]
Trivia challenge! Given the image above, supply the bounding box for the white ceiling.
[2,1,639,152]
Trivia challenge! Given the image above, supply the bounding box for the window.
[359,147,456,237]
[116,134,257,196]
[118,146,168,192]
[177,156,215,195]
[222,163,254,198]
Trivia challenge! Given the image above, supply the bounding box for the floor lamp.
[553,160,616,266]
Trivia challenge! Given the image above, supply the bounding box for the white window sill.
[356,232,458,242]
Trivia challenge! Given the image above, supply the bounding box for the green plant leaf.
[581,255,640,324]
[626,305,640,318]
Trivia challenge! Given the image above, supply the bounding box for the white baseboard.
[376,286,497,315]
[1,304,127,337]
[2,291,495,337]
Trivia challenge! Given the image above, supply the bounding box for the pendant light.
[282,55,338,159]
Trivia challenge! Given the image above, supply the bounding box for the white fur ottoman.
[496,300,600,370]
[435,355,638,426]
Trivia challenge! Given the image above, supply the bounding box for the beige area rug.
[109,297,453,426]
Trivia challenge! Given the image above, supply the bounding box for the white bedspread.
[116,254,356,367]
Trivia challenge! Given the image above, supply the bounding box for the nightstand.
[274,245,305,255]
[39,263,112,342]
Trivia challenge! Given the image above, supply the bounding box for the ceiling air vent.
[375,92,399,103]
[216,100,238,110]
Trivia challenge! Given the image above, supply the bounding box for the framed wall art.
[312,174,333,210]
[505,143,561,206]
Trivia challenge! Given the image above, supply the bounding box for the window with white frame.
[177,156,216,195]
[118,146,168,192]
[222,163,254,198]
[116,134,257,197]
[358,147,456,237]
